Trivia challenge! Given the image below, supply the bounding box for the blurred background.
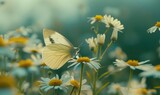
[0,0,160,94]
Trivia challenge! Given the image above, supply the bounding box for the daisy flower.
[23,43,43,54]
[147,21,160,33]
[120,78,156,95]
[107,83,122,94]
[0,35,14,58]
[6,26,31,37]
[68,56,100,71]
[11,59,39,78]
[97,34,105,45]
[89,15,103,24]
[62,72,91,95]
[39,74,70,92]
[85,37,98,53]
[121,87,156,95]
[109,47,127,60]
[140,65,160,78]
[103,15,124,41]
[114,59,152,71]
[67,76,91,95]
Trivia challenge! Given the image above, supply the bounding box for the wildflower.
[39,74,69,92]
[64,72,91,95]
[0,36,7,47]
[0,35,14,58]
[23,43,43,54]
[6,26,31,37]
[89,15,103,24]
[85,37,98,53]
[109,47,127,60]
[103,15,124,41]
[114,59,151,70]
[0,74,16,88]
[18,59,33,68]
[107,83,122,94]
[97,34,105,45]
[120,78,156,95]
[140,65,160,78]
[147,21,160,33]
[8,37,28,45]
[68,56,100,71]
[121,87,156,95]
[12,59,39,78]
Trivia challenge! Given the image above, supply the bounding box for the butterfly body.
[42,29,77,69]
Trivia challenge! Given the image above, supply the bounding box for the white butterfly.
[42,28,78,69]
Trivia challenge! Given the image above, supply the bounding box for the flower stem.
[70,87,75,95]
[104,28,110,34]
[93,71,98,95]
[78,63,84,95]
[128,68,133,94]
[100,41,113,60]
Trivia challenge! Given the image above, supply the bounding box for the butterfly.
[42,28,79,69]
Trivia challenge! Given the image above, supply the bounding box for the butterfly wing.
[43,28,73,47]
[42,44,73,69]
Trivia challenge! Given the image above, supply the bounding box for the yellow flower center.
[77,57,90,63]
[155,65,160,71]
[18,59,33,68]
[34,81,42,87]
[0,36,7,47]
[41,62,47,66]
[0,75,16,88]
[138,88,148,95]
[30,49,38,53]
[95,15,103,21]
[70,79,80,88]
[49,78,62,86]
[9,37,28,45]
[127,60,139,66]
[155,22,160,27]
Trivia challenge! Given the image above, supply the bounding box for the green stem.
[128,69,133,94]
[104,28,110,34]
[100,41,113,60]
[78,63,84,95]
[4,56,7,73]
[93,71,98,95]
[70,87,75,95]
[53,87,57,95]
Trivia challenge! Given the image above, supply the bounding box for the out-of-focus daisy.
[68,56,100,71]
[107,83,122,94]
[8,37,29,46]
[85,37,98,53]
[0,35,14,58]
[23,43,43,54]
[121,78,156,95]
[147,21,160,33]
[6,26,31,37]
[0,74,17,95]
[97,34,105,45]
[0,74,16,89]
[12,59,39,78]
[103,15,124,41]
[109,47,127,60]
[121,87,156,95]
[39,74,69,92]
[114,59,152,71]
[140,65,160,78]
[89,15,103,24]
